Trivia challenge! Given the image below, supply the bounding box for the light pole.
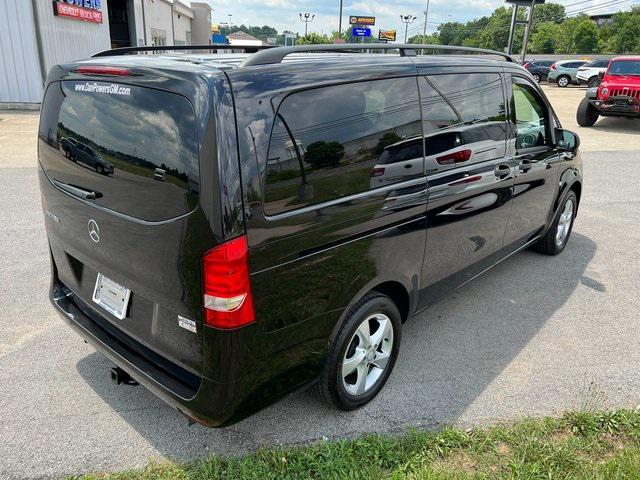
[400,15,417,43]
[338,0,344,36]
[299,13,315,36]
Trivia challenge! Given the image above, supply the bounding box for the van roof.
[77,50,512,74]
[85,43,515,73]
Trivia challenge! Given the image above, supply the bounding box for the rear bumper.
[50,280,241,427]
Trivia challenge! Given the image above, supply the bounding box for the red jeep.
[577,56,640,126]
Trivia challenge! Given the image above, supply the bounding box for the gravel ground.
[1,85,639,479]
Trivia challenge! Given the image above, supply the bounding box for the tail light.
[523,62,531,69]
[436,149,472,165]
[550,63,557,70]
[371,167,385,177]
[202,235,255,329]
[77,65,130,76]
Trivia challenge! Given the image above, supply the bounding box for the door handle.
[404,164,412,169]
[519,159,533,172]
[494,164,511,179]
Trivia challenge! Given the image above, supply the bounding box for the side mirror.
[556,129,580,154]
[598,71,605,79]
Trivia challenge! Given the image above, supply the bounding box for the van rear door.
[39,79,208,379]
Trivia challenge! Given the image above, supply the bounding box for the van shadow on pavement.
[76,232,597,461]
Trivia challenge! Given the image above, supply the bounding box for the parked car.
[577,56,640,126]
[523,59,555,83]
[38,44,583,427]
[548,60,589,87]
[60,137,114,175]
[577,59,612,88]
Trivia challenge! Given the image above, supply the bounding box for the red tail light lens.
[77,65,130,76]
[436,149,472,165]
[202,235,255,329]
[550,63,557,70]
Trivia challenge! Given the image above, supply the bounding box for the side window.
[264,77,423,214]
[511,79,550,150]
[419,73,507,170]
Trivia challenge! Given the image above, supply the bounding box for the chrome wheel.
[341,313,394,396]
[533,74,541,83]
[556,199,574,247]
[558,76,570,87]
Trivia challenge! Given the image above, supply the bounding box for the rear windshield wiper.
[52,179,100,200]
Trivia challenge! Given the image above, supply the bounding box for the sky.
[183,1,637,37]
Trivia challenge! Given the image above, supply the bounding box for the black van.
[38,44,583,426]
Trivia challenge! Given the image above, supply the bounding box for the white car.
[577,59,611,88]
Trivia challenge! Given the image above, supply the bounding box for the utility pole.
[299,13,315,36]
[338,0,343,37]
[400,14,417,43]
[423,0,430,40]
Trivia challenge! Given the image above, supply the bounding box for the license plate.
[92,273,131,320]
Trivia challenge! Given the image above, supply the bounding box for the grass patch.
[70,410,640,480]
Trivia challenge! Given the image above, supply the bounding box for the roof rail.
[92,44,273,58]
[240,44,514,67]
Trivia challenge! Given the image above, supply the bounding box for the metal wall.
[34,0,111,75]
[0,0,43,105]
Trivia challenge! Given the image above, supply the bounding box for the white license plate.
[92,273,131,320]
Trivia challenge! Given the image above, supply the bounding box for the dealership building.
[0,0,213,106]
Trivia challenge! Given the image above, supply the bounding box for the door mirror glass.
[556,129,580,153]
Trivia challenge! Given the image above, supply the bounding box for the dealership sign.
[349,16,376,26]
[53,1,103,24]
[352,27,372,37]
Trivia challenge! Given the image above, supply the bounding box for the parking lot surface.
[1,85,640,479]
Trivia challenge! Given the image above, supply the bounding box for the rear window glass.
[38,81,199,222]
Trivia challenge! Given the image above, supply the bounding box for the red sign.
[53,2,103,24]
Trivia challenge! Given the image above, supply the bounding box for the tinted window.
[511,79,549,150]
[609,60,640,75]
[419,73,507,170]
[38,81,199,222]
[264,77,423,214]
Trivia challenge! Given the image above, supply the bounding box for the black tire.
[314,292,402,410]
[96,166,104,174]
[587,76,601,88]
[557,75,571,87]
[576,97,599,127]
[533,190,578,256]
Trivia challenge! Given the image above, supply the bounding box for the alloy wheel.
[558,76,569,87]
[556,199,574,247]
[341,313,394,396]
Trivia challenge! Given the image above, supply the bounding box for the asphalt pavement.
[1,85,639,479]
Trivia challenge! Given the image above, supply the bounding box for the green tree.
[573,19,600,53]
[297,33,333,45]
[532,3,566,29]
[374,132,402,155]
[608,7,640,53]
[530,22,562,53]
[408,33,441,45]
[304,141,345,169]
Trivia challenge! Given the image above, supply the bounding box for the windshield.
[609,60,640,76]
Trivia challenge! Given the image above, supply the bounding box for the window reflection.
[265,77,423,214]
[420,74,507,172]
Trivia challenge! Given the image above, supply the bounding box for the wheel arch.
[327,276,416,346]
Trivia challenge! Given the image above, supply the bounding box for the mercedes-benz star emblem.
[88,219,100,243]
